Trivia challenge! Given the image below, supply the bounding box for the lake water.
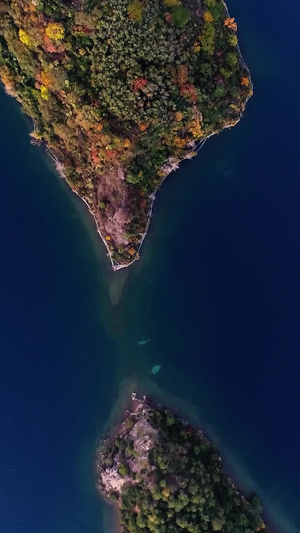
[1,0,300,532]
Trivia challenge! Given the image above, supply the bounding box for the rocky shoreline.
[95,393,266,533]
[1,0,253,271]
[47,83,252,273]
[46,93,252,273]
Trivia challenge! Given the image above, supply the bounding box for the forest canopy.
[97,402,266,533]
[0,0,252,268]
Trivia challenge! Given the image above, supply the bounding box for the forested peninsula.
[0,0,252,269]
[96,398,267,533]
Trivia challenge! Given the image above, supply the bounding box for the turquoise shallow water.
[1,0,300,532]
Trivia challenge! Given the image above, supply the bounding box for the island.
[0,0,252,269]
[96,395,267,532]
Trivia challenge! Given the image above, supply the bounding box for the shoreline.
[95,390,146,533]
[46,92,251,274]
[2,0,253,274]
[96,391,269,533]
[47,107,253,274]
[98,0,253,271]
[31,0,253,274]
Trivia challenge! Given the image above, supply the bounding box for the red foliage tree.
[180,84,198,103]
[133,78,147,92]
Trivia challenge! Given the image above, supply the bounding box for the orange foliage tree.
[241,76,250,86]
[138,123,149,132]
[224,17,237,31]
[40,70,54,88]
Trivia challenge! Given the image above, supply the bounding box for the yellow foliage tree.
[123,138,132,148]
[162,487,170,498]
[173,136,186,148]
[40,85,49,100]
[228,34,238,46]
[187,118,202,138]
[45,23,65,40]
[19,29,35,47]
[127,1,144,22]
[204,11,214,23]
[193,41,201,53]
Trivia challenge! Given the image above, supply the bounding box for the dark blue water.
[0,93,117,532]
[118,0,300,530]
[1,0,300,532]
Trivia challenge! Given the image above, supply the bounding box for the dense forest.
[97,402,266,533]
[0,0,252,267]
